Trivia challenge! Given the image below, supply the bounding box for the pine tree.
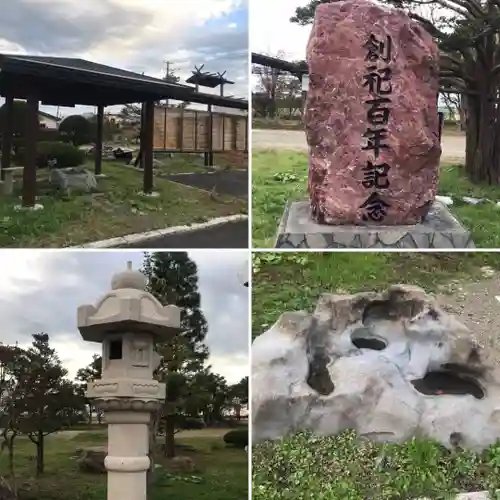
[142,252,209,458]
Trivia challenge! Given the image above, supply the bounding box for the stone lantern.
[77,261,181,500]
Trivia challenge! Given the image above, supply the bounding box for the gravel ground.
[436,267,500,364]
[252,129,465,161]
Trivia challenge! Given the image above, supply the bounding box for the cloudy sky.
[0,250,249,385]
[251,0,310,62]
[0,0,248,116]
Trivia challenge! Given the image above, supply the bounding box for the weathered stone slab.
[275,200,474,249]
[50,167,98,194]
[305,0,441,225]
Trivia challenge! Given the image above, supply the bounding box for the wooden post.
[163,105,167,150]
[208,104,213,166]
[95,105,104,176]
[143,101,154,194]
[178,106,184,152]
[231,117,238,150]
[194,111,198,151]
[244,115,249,153]
[222,115,225,151]
[1,94,14,181]
[22,93,39,207]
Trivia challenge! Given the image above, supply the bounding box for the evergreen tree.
[142,252,209,457]
[75,354,103,424]
[14,334,84,475]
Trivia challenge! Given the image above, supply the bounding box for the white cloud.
[0,250,249,386]
[1,0,248,116]
[250,0,310,61]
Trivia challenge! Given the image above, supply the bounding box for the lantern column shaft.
[104,411,152,500]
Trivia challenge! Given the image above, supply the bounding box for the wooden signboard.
[153,105,248,153]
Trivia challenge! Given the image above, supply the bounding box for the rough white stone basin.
[252,285,500,451]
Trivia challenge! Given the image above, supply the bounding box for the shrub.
[39,128,63,142]
[35,141,86,168]
[181,417,205,430]
[223,428,248,448]
[59,115,94,146]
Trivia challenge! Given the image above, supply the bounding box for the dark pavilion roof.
[0,54,248,110]
[251,52,308,76]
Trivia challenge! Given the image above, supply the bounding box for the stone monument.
[252,285,500,451]
[275,0,473,248]
[77,261,182,500]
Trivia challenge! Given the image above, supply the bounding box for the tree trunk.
[147,417,157,497]
[36,432,44,476]
[88,404,93,425]
[7,433,16,495]
[164,412,176,458]
[464,76,500,184]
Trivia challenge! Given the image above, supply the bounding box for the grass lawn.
[0,162,246,248]
[0,429,247,500]
[252,251,500,338]
[251,150,500,248]
[253,430,500,500]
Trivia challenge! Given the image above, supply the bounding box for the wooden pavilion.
[0,54,248,207]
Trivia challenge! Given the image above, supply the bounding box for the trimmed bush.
[59,114,94,146]
[223,428,248,448]
[35,141,86,168]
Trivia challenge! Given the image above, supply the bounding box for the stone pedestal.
[275,200,474,249]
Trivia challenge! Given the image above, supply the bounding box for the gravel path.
[252,129,465,161]
[436,269,500,364]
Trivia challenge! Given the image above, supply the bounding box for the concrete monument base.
[275,200,474,249]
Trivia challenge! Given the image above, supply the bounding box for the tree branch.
[409,13,446,38]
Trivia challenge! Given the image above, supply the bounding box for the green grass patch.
[0,162,246,247]
[251,151,500,248]
[252,252,500,338]
[0,429,247,500]
[252,117,303,131]
[252,430,500,500]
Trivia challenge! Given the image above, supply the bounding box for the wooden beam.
[1,94,14,180]
[143,100,155,194]
[95,105,104,176]
[22,93,39,207]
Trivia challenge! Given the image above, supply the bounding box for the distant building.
[38,111,61,129]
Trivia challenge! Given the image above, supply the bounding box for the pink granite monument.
[304,0,441,225]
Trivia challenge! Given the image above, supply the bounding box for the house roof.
[38,110,61,121]
[0,54,248,110]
